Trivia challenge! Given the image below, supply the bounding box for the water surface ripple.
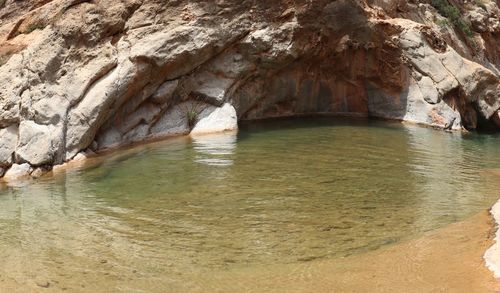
[0,118,499,291]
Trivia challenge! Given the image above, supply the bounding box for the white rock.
[417,76,440,104]
[130,26,219,79]
[59,50,118,104]
[485,201,500,277]
[31,167,47,179]
[16,121,63,166]
[66,60,142,159]
[3,163,32,180]
[191,103,238,135]
[73,150,95,162]
[0,125,18,167]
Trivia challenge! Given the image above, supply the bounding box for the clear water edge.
[0,117,499,291]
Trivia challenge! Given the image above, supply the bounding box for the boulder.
[0,125,18,167]
[191,103,238,135]
[15,121,63,166]
[3,163,32,180]
[73,150,95,162]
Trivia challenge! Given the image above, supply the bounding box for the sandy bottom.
[0,213,499,292]
[193,211,500,293]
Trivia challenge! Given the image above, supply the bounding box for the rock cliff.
[0,0,499,178]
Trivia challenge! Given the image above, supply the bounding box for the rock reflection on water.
[192,132,236,166]
[403,126,485,231]
[0,118,500,292]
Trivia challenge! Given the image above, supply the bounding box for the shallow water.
[1,118,500,291]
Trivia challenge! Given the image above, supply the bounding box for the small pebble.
[36,281,50,288]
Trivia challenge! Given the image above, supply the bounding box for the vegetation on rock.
[431,0,474,37]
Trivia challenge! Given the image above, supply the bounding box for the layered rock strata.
[0,0,499,178]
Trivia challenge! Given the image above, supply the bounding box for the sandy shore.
[0,211,499,292]
[193,211,500,293]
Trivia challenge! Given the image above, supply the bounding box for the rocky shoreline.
[0,114,500,292]
[485,200,500,278]
[1,0,500,280]
[1,0,500,179]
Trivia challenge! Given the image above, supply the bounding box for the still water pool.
[0,118,499,291]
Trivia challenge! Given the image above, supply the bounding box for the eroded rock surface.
[0,0,499,177]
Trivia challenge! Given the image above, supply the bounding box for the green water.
[1,118,500,291]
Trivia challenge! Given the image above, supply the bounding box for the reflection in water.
[192,132,237,166]
[0,118,500,291]
[404,127,477,231]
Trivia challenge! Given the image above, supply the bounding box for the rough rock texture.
[3,163,32,180]
[485,200,500,278]
[0,0,499,177]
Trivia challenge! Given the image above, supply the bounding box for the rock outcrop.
[0,0,499,178]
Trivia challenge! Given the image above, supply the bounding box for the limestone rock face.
[191,103,238,135]
[0,0,499,177]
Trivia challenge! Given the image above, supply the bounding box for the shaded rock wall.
[0,0,499,178]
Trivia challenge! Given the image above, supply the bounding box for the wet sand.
[196,211,500,293]
[1,211,499,292]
